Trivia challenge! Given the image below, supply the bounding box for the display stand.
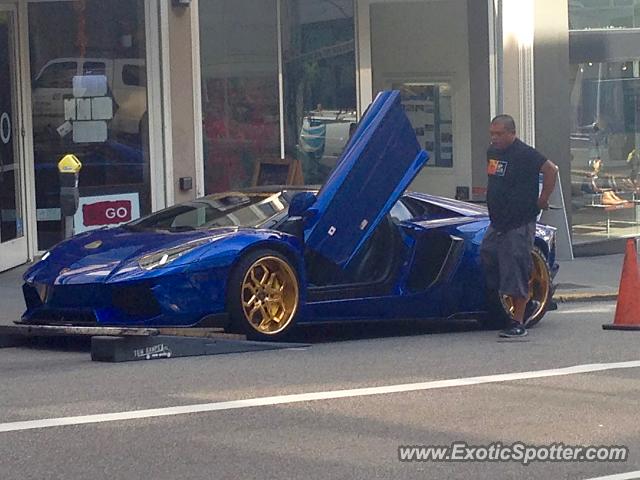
[252,157,305,187]
[540,170,574,260]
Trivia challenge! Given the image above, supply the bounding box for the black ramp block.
[0,335,27,348]
[91,335,309,362]
[91,336,207,362]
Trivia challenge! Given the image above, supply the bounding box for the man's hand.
[538,160,559,211]
[537,197,550,210]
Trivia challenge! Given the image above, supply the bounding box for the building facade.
[2,0,634,272]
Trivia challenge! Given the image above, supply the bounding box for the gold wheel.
[500,248,551,326]
[240,255,299,336]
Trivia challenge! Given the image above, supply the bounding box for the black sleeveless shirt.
[486,138,547,232]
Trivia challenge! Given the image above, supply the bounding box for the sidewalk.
[0,255,623,327]
[553,254,622,302]
[0,263,30,327]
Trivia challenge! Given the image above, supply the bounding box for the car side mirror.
[288,191,316,217]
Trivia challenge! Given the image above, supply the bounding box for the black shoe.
[499,322,528,338]
[524,299,541,321]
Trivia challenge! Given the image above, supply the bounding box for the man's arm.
[537,160,559,210]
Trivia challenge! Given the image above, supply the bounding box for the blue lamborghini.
[21,91,559,340]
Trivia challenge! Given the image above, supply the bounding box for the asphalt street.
[1,301,639,480]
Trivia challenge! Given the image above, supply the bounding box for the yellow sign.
[57,154,82,174]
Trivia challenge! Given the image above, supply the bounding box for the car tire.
[227,249,300,341]
[482,246,552,330]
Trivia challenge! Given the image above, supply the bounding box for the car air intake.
[111,283,161,318]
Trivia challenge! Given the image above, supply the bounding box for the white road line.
[558,306,616,315]
[1,360,640,434]
[584,471,640,480]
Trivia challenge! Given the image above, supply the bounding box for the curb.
[553,292,618,303]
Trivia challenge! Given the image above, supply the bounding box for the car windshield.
[126,192,289,231]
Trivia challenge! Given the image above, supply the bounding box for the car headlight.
[138,239,210,270]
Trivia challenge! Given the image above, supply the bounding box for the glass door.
[28,0,151,249]
[0,6,28,271]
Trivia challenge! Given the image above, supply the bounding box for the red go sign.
[82,200,132,227]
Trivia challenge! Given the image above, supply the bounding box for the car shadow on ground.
[286,319,485,344]
[9,336,93,352]
[4,320,490,354]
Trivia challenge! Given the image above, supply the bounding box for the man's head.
[490,114,517,151]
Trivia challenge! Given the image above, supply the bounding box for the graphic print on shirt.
[487,158,508,176]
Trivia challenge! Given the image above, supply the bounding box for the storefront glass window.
[393,82,454,168]
[569,5,640,243]
[569,1,640,29]
[199,0,356,193]
[29,0,150,250]
[282,0,356,185]
[199,0,280,194]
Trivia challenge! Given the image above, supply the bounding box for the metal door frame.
[0,2,30,271]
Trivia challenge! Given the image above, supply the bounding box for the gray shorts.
[480,221,535,298]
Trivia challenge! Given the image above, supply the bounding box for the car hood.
[25,226,240,285]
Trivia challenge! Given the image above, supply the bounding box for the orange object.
[603,238,640,330]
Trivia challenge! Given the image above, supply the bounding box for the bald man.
[481,115,558,338]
